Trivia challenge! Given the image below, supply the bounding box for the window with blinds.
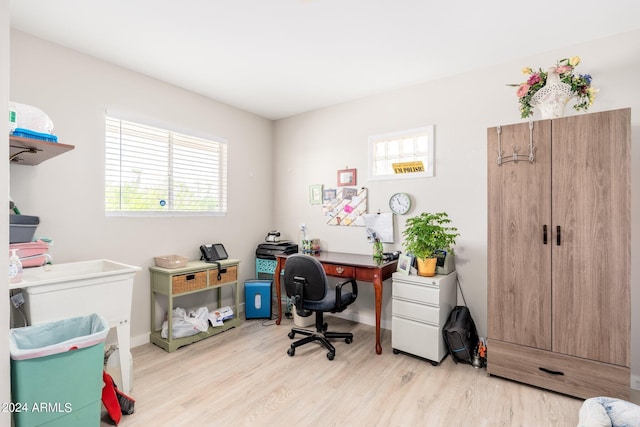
[368,126,434,180]
[105,116,227,216]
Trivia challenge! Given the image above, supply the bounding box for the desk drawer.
[392,281,439,305]
[172,271,207,294]
[323,264,355,278]
[209,265,238,285]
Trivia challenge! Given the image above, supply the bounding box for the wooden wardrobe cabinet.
[487,108,630,399]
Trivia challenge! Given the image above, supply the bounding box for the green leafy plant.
[402,212,459,260]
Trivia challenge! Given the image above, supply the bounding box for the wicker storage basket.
[172,271,207,294]
[154,255,189,269]
[209,265,238,285]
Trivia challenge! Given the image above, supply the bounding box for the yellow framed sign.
[392,161,425,174]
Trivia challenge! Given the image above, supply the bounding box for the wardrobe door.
[487,121,552,349]
[551,109,630,366]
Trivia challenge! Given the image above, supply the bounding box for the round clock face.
[389,192,411,215]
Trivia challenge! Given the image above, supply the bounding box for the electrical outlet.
[11,292,24,308]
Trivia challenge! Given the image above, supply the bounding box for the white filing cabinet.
[391,271,456,365]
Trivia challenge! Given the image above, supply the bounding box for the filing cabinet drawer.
[392,280,439,305]
[392,299,440,324]
[391,316,446,363]
[323,264,355,278]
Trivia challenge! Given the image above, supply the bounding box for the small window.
[368,126,434,180]
[105,116,227,216]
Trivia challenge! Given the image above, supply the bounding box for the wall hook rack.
[496,121,536,165]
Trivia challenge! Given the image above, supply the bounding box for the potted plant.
[402,212,459,277]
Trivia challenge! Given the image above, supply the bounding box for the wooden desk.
[274,252,398,355]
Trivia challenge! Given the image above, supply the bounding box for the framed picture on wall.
[323,188,337,202]
[337,168,357,187]
[309,184,323,204]
[342,187,357,200]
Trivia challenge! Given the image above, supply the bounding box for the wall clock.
[389,192,411,215]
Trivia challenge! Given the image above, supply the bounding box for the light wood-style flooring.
[103,316,588,426]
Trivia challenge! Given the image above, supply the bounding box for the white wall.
[274,30,640,377]
[1,0,11,422]
[9,30,275,346]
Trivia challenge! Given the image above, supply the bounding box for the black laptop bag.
[442,305,479,364]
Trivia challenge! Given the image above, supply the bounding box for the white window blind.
[368,126,434,180]
[105,116,227,215]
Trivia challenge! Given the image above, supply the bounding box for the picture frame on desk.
[396,254,413,275]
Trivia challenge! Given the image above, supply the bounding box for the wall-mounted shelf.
[9,135,75,165]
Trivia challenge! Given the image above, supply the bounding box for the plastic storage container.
[9,214,40,244]
[154,254,189,269]
[9,240,50,267]
[9,313,109,427]
[11,127,58,142]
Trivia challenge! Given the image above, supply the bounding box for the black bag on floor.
[442,305,478,364]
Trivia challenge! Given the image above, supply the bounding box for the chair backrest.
[283,254,328,302]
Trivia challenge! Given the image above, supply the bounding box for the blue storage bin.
[11,127,58,142]
[245,280,272,319]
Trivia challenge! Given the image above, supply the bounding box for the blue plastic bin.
[11,127,58,142]
[9,313,109,427]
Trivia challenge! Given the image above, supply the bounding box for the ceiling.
[10,0,640,120]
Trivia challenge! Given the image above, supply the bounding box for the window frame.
[367,125,435,181]
[104,114,228,217]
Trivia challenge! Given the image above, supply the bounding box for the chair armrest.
[335,278,357,310]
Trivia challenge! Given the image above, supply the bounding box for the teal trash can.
[9,313,109,427]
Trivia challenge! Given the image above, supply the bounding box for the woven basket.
[209,265,238,285]
[172,271,207,294]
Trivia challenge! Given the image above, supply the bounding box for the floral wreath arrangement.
[511,56,597,118]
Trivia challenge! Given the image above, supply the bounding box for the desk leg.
[373,274,383,355]
[274,257,284,325]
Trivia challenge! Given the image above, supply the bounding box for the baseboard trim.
[130,301,390,349]
[631,374,640,391]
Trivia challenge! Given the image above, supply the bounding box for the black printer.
[256,241,298,260]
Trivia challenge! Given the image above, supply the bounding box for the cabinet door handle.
[539,367,564,376]
[556,226,561,246]
[543,225,548,245]
[336,267,344,274]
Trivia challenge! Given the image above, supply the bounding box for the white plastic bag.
[161,307,210,339]
[188,307,211,332]
[9,101,55,134]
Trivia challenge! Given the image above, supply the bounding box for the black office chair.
[284,254,358,360]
